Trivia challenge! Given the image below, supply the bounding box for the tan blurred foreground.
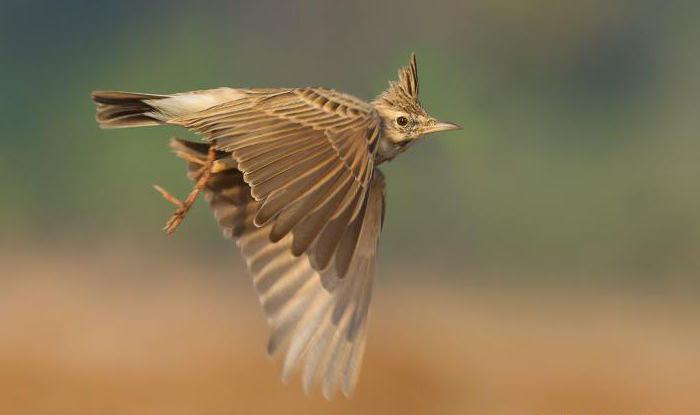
[1,242,698,415]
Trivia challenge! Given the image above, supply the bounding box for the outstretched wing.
[170,139,385,398]
[172,88,381,280]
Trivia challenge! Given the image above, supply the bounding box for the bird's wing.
[171,88,381,280]
[170,138,386,398]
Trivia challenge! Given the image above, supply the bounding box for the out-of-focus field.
[1,242,698,415]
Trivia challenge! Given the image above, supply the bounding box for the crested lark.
[91,53,460,399]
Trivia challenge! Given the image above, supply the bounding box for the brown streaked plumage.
[91,53,460,399]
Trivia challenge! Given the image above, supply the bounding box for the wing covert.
[171,88,381,279]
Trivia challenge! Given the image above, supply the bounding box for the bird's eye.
[396,116,409,127]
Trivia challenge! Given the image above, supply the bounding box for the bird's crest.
[374,53,425,114]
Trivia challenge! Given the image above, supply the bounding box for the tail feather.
[92,87,245,129]
[92,91,170,128]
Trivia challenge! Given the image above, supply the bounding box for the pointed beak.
[423,119,462,135]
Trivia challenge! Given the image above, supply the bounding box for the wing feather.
[264,164,345,234]
[309,181,363,271]
[168,85,386,398]
[172,88,379,274]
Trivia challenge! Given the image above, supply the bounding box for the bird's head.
[372,53,460,160]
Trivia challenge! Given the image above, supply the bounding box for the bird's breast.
[375,134,409,164]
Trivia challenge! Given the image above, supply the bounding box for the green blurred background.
[1,1,699,413]
[2,0,699,283]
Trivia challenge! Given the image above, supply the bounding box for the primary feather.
[168,138,384,398]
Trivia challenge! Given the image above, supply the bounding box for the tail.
[92,88,245,129]
[92,91,172,128]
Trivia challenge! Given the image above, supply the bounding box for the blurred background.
[1,0,699,413]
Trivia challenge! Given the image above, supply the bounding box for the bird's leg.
[154,146,217,235]
[153,185,184,208]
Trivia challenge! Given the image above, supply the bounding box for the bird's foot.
[154,146,217,235]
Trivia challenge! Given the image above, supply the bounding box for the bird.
[91,53,460,399]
